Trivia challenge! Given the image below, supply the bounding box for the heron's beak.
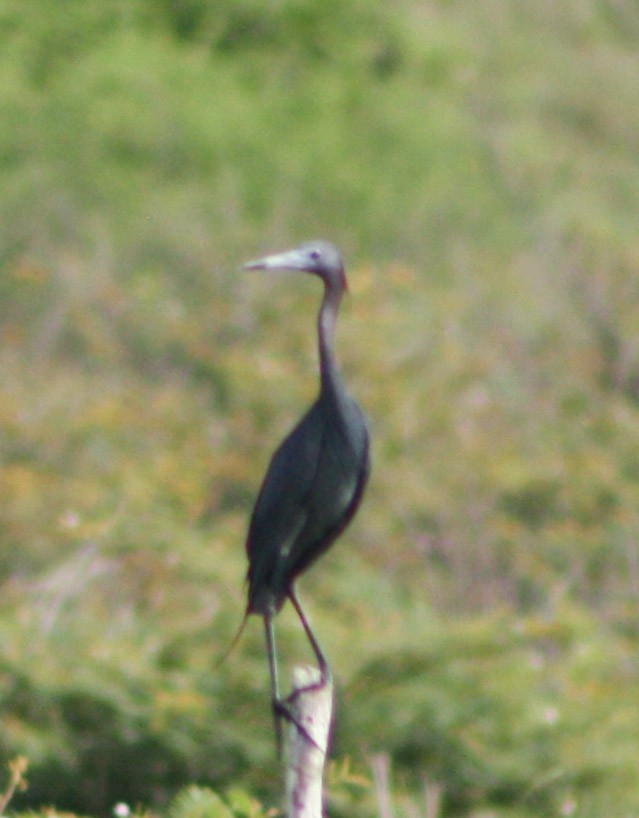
[243,248,307,272]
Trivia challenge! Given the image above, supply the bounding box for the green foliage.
[2,1,639,817]
[167,786,269,818]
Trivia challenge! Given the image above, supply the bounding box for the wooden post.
[285,665,334,818]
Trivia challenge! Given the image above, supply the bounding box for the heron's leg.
[264,614,283,757]
[288,588,332,686]
[265,609,322,754]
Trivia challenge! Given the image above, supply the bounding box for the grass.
[2,1,639,816]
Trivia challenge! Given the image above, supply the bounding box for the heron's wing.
[285,406,370,577]
[246,397,369,612]
[245,404,324,601]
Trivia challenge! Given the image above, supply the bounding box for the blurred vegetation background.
[2,1,639,816]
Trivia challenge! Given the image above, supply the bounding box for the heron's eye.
[309,249,320,260]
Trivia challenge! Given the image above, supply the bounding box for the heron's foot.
[272,696,322,752]
[284,661,332,706]
[275,663,332,750]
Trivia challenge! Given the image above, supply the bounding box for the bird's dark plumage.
[240,239,370,751]
[247,372,369,615]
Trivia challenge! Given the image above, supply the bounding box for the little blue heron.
[240,240,370,750]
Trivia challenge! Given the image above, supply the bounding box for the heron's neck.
[318,281,344,391]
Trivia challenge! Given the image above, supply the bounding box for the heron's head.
[243,240,347,291]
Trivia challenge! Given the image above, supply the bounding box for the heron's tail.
[217,606,250,667]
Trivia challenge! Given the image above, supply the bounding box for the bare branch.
[285,665,334,818]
